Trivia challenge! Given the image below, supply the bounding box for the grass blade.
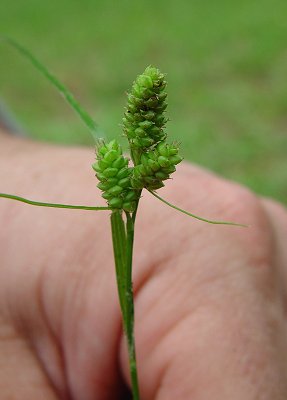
[1,36,104,144]
[0,193,110,211]
[149,190,248,227]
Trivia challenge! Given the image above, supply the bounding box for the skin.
[0,130,287,399]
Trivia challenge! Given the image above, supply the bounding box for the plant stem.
[130,147,142,167]
[125,211,140,400]
[110,210,127,320]
[110,210,140,399]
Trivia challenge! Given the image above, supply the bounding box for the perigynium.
[0,38,246,400]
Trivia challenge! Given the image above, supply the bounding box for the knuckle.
[211,182,266,227]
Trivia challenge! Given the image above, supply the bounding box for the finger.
[260,198,287,276]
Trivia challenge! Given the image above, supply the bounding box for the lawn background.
[0,0,286,203]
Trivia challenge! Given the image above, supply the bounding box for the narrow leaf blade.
[1,36,104,144]
[0,193,110,211]
[149,190,248,227]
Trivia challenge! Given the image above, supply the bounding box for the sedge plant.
[0,38,246,400]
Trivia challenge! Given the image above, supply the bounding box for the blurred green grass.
[0,0,286,203]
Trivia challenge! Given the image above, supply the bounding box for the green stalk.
[130,147,142,167]
[111,210,140,400]
[110,209,140,399]
[110,210,127,319]
[125,211,140,400]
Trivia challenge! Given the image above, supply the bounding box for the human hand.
[0,135,287,399]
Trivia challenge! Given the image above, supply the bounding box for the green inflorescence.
[92,140,138,212]
[94,66,183,209]
[131,142,182,190]
[123,66,168,151]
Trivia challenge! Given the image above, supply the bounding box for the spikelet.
[123,66,168,150]
[131,142,183,190]
[92,140,138,212]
